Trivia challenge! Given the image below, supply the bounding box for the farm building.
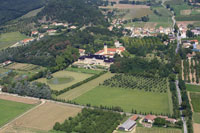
[144,115,157,123]
[2,60,12,67]
[130,115,139,121]
[118,118,136,131]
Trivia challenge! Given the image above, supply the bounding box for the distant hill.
[37,0,108,26]
[0,0,44,25]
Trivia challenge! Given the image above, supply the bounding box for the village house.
[144,115,157,124]
[31,31,38,36]
[22,38,34,45]
[2,60,12,67]
[118,116,137,131]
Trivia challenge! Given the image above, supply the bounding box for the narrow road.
[175,80,188,133]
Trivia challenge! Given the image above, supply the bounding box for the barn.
[118,119,136,131]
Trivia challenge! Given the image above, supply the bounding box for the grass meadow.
[36,70,92,91]
[193,112,200,124]
[0,32,28,50]
[0,99,33,127]
[66,67,102,75]
[74,86,172,114]
[186,84,200,92]
[58,72,114,100]
[190,92,200,112]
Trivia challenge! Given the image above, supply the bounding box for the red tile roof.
[130,115,138,121]
[145,115,157,121]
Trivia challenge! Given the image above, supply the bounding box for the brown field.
[194,123,200,133]
[100,4,150,9]
[180,10,192,15]
[0,102,81,132]
[0,94,39,104]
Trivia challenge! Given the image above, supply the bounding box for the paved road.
[175,80,188,133]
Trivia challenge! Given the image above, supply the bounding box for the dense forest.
[0,36,79,67]
[110,57,172,78]
[0,0,44,25]
[53,108,124,133]
[37,0,108,26]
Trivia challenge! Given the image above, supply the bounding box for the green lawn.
[66,67,102,75]
[0,99,33,127]
[0,32,28,50]
[36,70,93,91]
[193,112,200,124]
[136,127,182,133]
[74,86,172,114]
[57,72,114,100]
[190,92,200,113]
[186,84,200,92]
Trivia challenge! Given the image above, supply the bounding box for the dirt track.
[0,102,81,132]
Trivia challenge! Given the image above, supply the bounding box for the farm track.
[57,72,115,100]
[0,99,45,132]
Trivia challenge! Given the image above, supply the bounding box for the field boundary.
[0,100,44,131]
[52,71,107,96]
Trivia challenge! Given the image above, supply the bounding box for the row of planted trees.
[182,58,200,84]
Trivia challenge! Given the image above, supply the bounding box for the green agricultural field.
[58,72,114,100]
[136,127,182,133]
[193,112,200,124]
[0,32,28,50]
[0,99,33,127]
[66,67,102,75]
[149,6,173,28]
[190,92,200,112]
[186,84,200,92]
[74,86,172,114]
[36,71,93,91]
[123,8,153,20]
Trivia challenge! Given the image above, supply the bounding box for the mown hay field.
[186,84,200,92]
[136,127,182,133]
[74,86,172,114]
[0,99,34,127]
[36,70,93,91]
[58,72,114,100]
[0,32,28,50]
[193,112,200,124]
[190,92,200,112]
[1,102,81,132]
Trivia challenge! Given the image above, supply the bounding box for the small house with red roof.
[144,115,157,123]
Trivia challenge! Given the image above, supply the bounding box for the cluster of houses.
[182,39,200,53]
[118,114,177,132]
[10,21,77,48]
[74,42,125,67]
[125,26,173,37]
[178,23,200,38]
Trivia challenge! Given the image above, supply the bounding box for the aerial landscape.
[0,0,200,133]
